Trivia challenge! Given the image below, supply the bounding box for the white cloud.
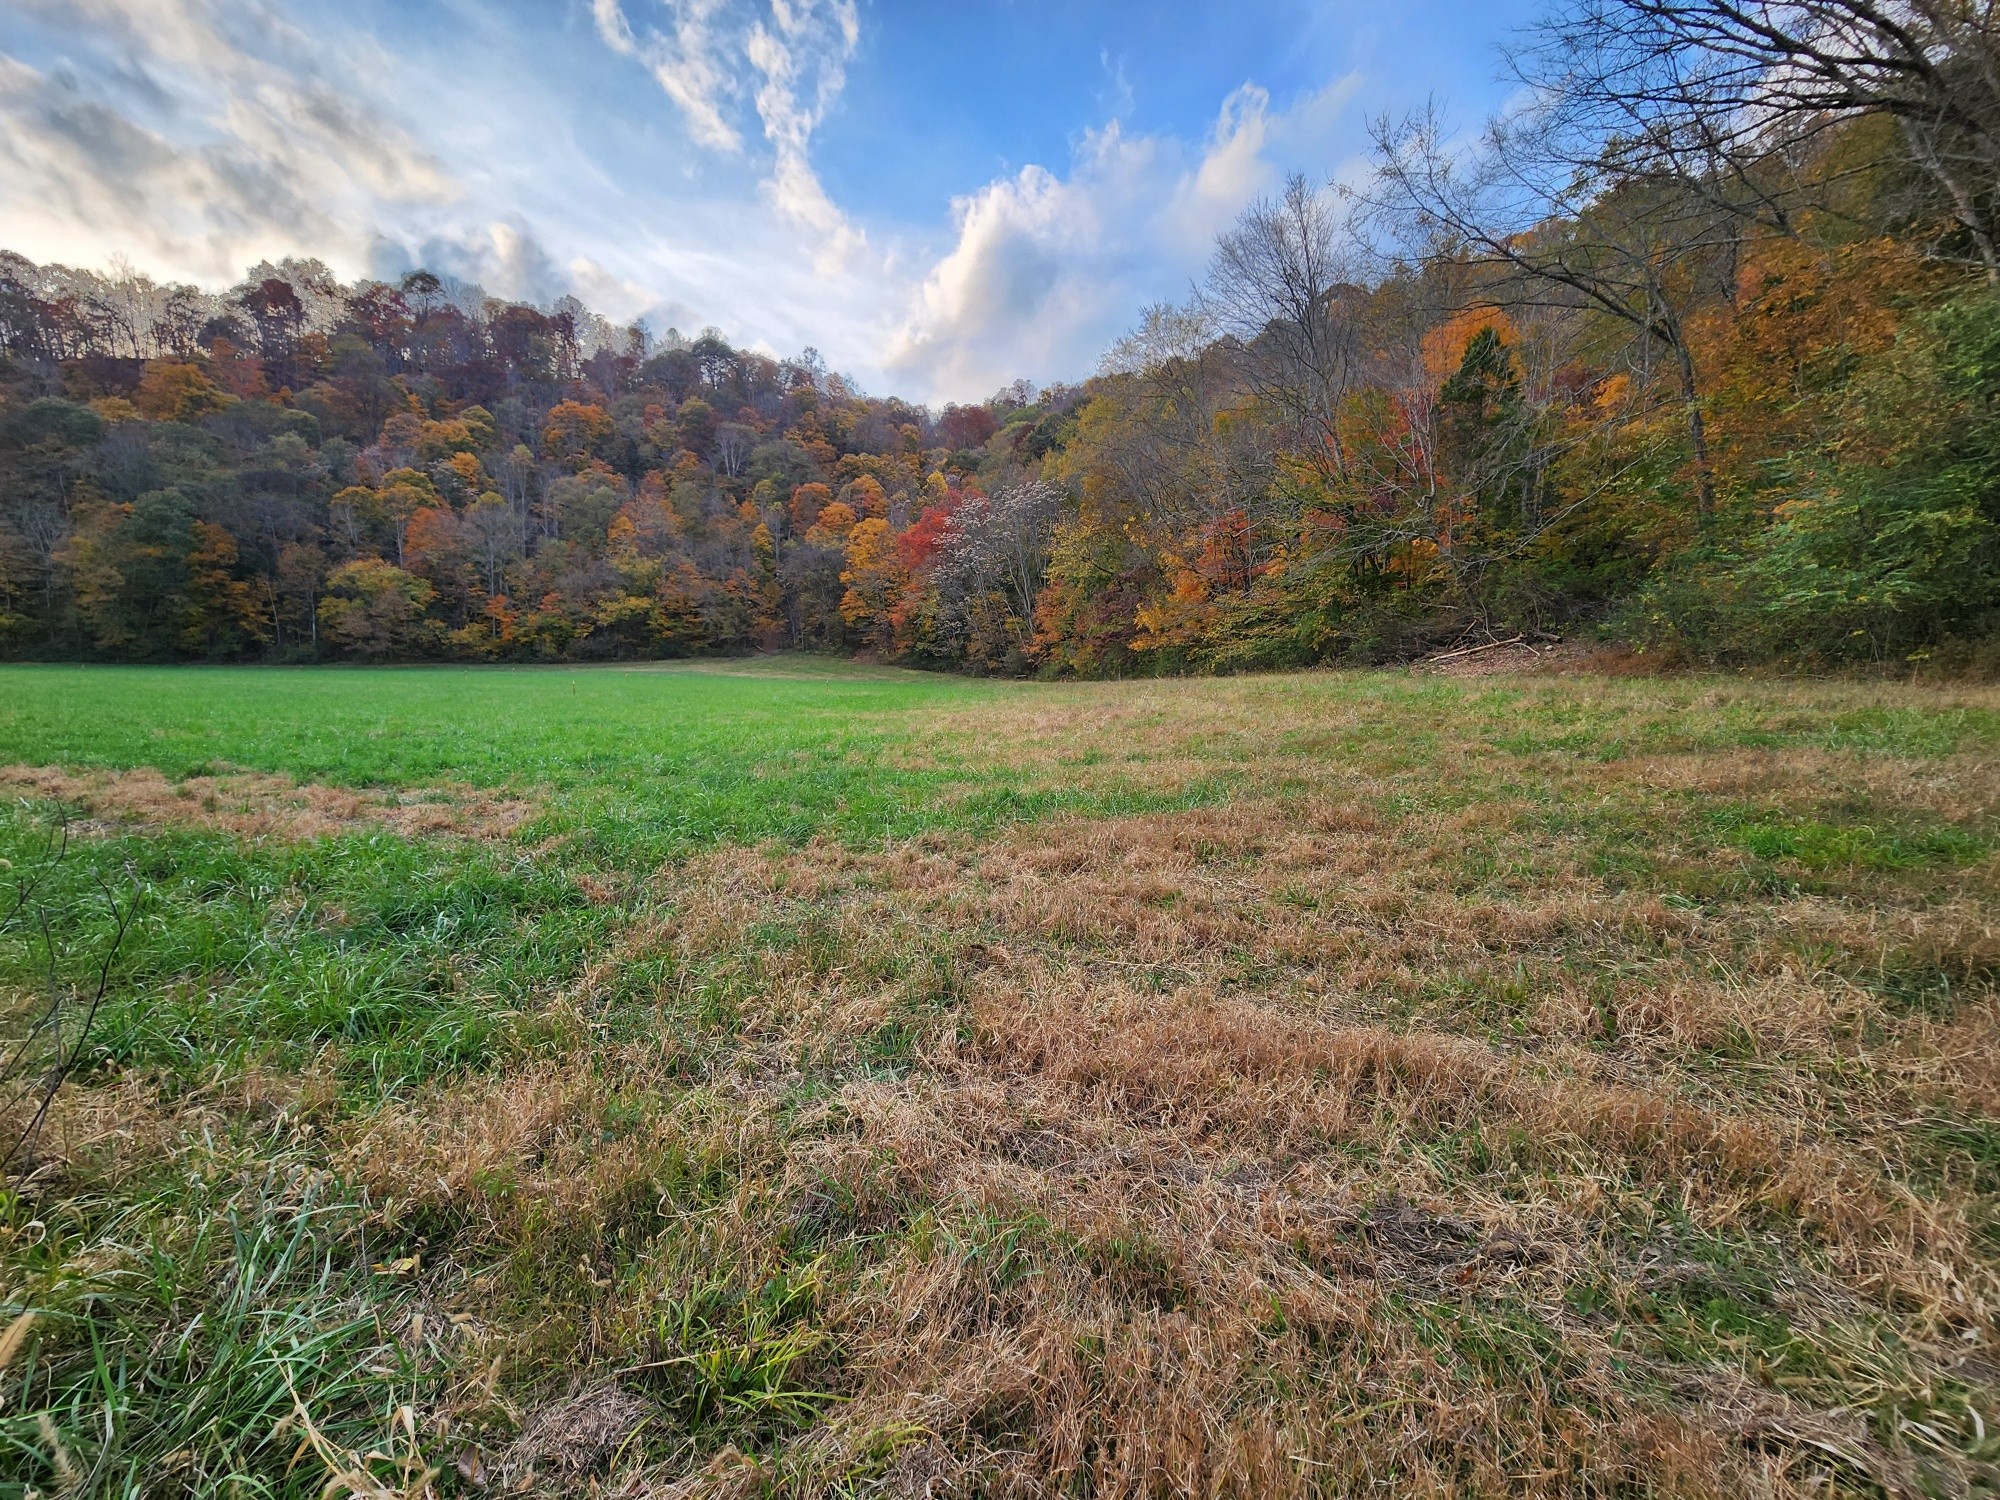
[592,0,741,153]
[594,0,862,260]
[747,0,862,265]
[368,219,706,342]
[885,77,1363,402]
[0,0,1384,406]
[0,0,455,283]
[0,0,725,340]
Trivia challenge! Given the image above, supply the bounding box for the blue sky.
[0,0,1539,402]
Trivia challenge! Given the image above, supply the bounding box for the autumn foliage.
[3,48,1999,671]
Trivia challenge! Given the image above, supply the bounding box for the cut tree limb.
[1425,636,1531,663]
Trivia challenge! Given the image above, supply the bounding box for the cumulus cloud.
[886,78,1363,402]
[373,220,574,309]
[594,0,862,261]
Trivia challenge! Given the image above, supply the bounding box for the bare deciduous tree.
[928,479,1068,642]
[1203,176,1369,480]
[714,423,756,479]
[1528,0,2000,276]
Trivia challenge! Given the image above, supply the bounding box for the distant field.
[1,658,1997,1496]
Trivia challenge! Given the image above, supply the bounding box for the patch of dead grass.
[0,764,536,842]
[301,771,1996,1492]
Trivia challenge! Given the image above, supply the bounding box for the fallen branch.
[1424,635,1528,663]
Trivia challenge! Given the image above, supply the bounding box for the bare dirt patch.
[0,764,536,842]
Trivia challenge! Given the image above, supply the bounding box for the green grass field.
[1,658,1996,1496]
[0,661,1184,856]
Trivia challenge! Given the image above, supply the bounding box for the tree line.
[4,0,1998,673]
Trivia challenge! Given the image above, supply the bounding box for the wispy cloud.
[0,0,454,281]
[594,0,862,262]
[591,0,741,153]
[747,0,861,264]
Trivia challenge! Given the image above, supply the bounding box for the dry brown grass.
[327,774,1995,1492]
[0,763,536,841]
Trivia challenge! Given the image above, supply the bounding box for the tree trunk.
[1672,338,1715,525]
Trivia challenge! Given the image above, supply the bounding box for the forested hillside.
[4,0,1998,674]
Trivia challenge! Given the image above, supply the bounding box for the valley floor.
[1,658,1997,1496]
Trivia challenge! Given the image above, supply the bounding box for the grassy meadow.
[0,657,1997,1496]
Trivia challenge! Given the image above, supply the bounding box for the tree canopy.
[4,6,2000,673]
